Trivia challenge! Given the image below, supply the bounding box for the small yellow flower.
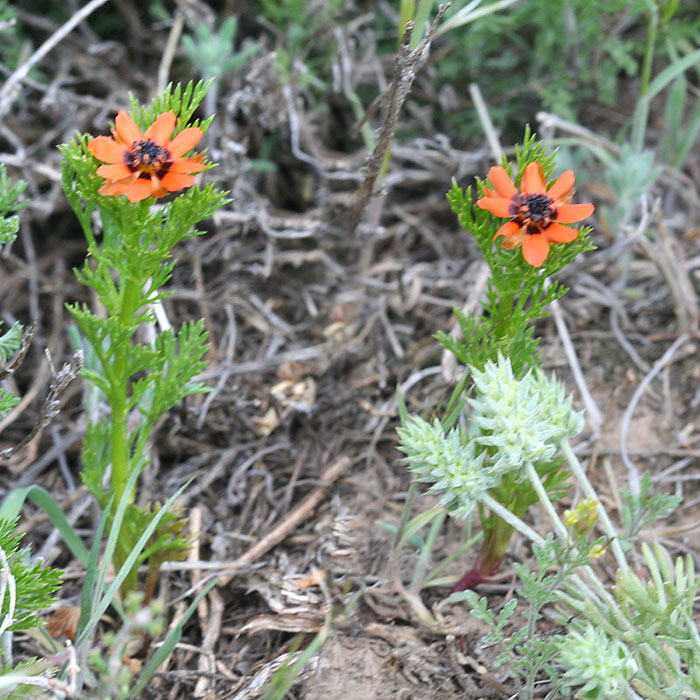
[564,508,579,529]
[578,497,600,531]
[565,497,601,539]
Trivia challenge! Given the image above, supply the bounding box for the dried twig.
[0,350,84,460]
[0,0,111,118]
[346,4,449,234]
[156,10,186,94]
[547,282,603,437]
[620,334,688,494]
[637,214,700,337]
[217,456,352,585]
[469,82,504,161]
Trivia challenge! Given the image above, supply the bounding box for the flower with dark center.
[88,110,205,203]
[476,162,595,267]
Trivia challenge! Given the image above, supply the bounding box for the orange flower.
[88,110,205,203]
[476,162,595,267]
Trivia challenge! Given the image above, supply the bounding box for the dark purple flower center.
[125,140,172,177]
[522,193,553,222]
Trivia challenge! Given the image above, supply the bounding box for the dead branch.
[345,4,449,234]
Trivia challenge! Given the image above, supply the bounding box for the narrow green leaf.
[76,498,112,639]
[401,505,445,545]
[75,479,192,646]
[132,578,216,694]
[0,486,89,565]
[647,48,700,100]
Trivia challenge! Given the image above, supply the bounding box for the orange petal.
[521,162,546,195]
[487,166,517,199]
[148,176,168,198]
[547,170,575,201]
[555,202,594,223]
[493,220,521,241]
[124,178,154,202]
[544,222,578,243]
[151,182,168,198]
[114,110,142,146]
[522,233,550,267]
[99,181,127,196]
[161,171,195,191]
[476,196,515,218]
[111,128,127,147]
[145,111,176,146]
[98,174,138,196]
[168,127,203,156]
[168,157,207,174]
[89,136,127,164]
[96,163,131,180]
[501,233,524,250]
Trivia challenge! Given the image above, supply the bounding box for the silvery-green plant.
[400,352,698,699]
[469,354,584,476]
[557,625,637,699]
[398,416,493,518]
[182,16,258,114]
[398,353,580,589]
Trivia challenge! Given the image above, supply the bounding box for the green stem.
[639,2,658,104]
[492,292,515,350]
[109,276,142,592]
[560,439,628,571]
[110,278,141,508]
[525,461,571,545]
[479,508,514,576]
[479,492,545,548]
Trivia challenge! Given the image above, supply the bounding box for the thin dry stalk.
[0,0,111,117]
[346,4,449,234]
[620,334,688,494]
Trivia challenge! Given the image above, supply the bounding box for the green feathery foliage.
[0,164,26,419]
[128,79,215,135]
[0,518,61,632]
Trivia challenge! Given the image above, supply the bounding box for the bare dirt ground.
[1,2,699,699]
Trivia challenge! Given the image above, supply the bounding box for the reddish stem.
[451,554,504,592]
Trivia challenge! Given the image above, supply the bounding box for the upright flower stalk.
[60,81,228,597]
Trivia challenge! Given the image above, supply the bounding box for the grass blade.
[132,578,216,695]
[0,486,89,565]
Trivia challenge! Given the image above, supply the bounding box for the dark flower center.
[522,193,553,223]
[125,140,172,177]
